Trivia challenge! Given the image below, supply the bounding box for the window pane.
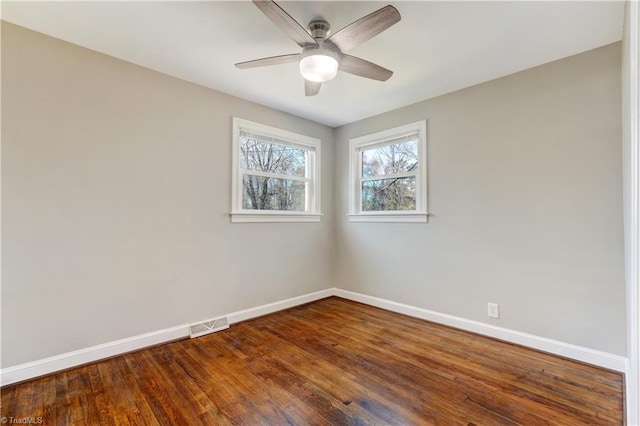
[242,175,306,211]
[362,177,416,211]
[362,140,418,177]
[240,137,307,177]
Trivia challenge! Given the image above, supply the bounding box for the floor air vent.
[189,316,229,338]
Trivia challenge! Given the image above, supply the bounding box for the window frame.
[231,117,322,223]
[348,120,428,223]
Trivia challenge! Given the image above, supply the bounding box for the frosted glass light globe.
[299,50,339,83]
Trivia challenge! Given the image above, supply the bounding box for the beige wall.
[1,21,626,367]
[1,22,334,367]
[334,42,626,355]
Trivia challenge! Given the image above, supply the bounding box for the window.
[348,121,428,222]
[231,118,321,223]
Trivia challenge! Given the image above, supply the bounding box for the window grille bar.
[356,132,419,151]
[240,130,316,152]
[360,171,418,182]
[241,169,312,182]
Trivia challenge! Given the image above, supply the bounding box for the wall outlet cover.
[488,303,500,319]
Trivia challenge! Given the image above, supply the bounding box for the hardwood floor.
[1,297,624,425]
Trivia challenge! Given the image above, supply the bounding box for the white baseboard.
[334,289,628,373]
[227,288,334,324]
[0,325,190,387]
[1,287,627,387]
[0,288,334,386]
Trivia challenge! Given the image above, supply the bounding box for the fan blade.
[252,0,316,48]
[327,5,400,52]
[305,80,322,96]
[340,55,393,81]
[235,54,300,69]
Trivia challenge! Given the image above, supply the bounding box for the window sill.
[347,212,429,223]
[230,212,322,223]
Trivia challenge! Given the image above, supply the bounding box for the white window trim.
[231,117,322,223]
[348,120,428,223]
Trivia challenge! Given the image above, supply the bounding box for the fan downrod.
[308,20,331,40]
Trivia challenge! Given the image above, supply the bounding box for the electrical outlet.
[487,302,500,319]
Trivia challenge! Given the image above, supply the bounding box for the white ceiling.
[2,1,625,127]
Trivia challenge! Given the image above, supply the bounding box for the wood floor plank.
[0,297,625,425]
[252,316,456,424]
[54,372,73,425]
[259,309,541,423]
[115,354,162,426]
[132,350,194,425]
[293,298,624,423]
[0,384,17,420]
[40,375,57,424]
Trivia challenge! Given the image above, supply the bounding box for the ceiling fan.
[235,0,401,96]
